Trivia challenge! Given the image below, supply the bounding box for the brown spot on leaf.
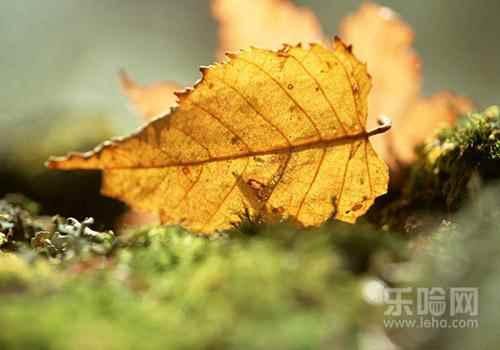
[352,203,363,211]
[271,206,284,215]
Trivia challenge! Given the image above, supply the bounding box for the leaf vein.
[212,75,292,147]
[288,53,348,135]
[190,101,252,152]
[202,158,250,231]
[296,147,327,219]
[238,56,323,140]
[311,48,364,129]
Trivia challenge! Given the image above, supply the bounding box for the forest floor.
[1,106,499,350]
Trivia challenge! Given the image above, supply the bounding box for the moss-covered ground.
[1,107,500,350]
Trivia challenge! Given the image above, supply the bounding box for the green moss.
[0,220,408,350]
[2,106,500,349]
[415,105,500,206]
[380,106,500,232]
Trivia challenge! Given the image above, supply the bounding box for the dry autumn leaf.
[119,70,180,120]
[212,0,473,169]
[47,41,390,233]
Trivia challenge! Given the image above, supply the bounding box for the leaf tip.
[44,156,69,170]
[118,69,136,90]
[44,158,57,169]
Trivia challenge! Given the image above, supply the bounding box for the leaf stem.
[366,115,392,137]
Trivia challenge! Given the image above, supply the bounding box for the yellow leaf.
[212,0,473,170]
[119,70,180,121]
[47,41,389,234]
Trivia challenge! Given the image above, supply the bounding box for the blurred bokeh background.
[1,0,498,225]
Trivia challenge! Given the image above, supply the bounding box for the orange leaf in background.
[212,0,473,169]
[389,93,474,162]
[212,0,324,59]
[341,3,420,131]
[119,70,180,121]
[339,3,473,166]
[48,42,389,233]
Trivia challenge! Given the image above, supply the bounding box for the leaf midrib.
[101,132,370,170]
